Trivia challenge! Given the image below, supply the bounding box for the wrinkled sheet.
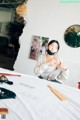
[0,68,80,120]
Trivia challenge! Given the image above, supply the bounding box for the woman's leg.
[51,79,62,84]
[38,76,43,79]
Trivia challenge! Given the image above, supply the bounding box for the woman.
[34,40,69,84]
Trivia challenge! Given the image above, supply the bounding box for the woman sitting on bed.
[34,40,69,84]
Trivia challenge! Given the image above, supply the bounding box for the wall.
[14,0,80,87]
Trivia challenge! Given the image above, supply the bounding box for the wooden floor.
[0,54,16,70]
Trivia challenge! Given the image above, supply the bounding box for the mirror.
[0,0,27,70]
[64,24,80,48]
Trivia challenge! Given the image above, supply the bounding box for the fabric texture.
[34,54,69,83]
[0,68,80,120]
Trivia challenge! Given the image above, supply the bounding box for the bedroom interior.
[0,1,80,119]
[0,0,80,88]
[13,0,80,88]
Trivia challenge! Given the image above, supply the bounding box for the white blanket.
[0,68,80,120]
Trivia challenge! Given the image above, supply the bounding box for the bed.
[0,67,80,120]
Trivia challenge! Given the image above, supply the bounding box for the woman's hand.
[57,62,67,70]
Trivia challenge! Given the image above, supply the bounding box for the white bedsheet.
[0,68,80,120]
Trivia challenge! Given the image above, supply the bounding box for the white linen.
[0,68,80,120]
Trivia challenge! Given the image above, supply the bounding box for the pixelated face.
[48,42,58,53]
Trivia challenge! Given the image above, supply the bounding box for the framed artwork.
[29,35,49,60]
[64,24,80,48]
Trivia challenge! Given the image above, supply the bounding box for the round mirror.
[64,24,80,48]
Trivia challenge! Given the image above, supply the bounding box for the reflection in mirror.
[64,24,80,48]
[0,0,27,70]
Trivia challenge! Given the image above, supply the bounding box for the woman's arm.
[57,62,69,81]
[34,55,49,76]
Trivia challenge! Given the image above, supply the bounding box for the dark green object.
[0,75,13,85]
[0,87,16,99]
[64,25,80,48]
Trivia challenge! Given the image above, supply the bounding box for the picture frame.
[29,35,49,60]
